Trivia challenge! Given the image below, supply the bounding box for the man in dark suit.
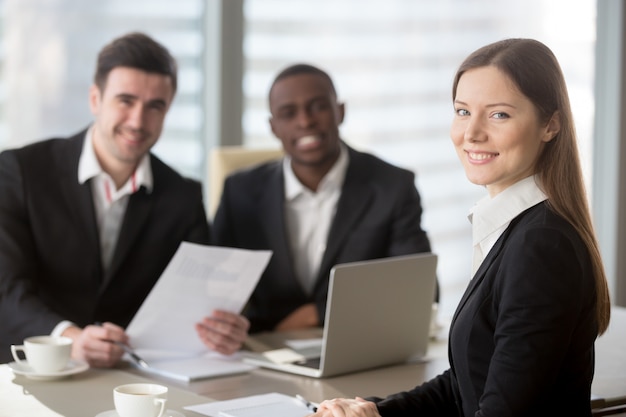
[0,32,249,367]
[213,64,434,332]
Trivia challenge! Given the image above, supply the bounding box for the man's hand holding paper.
[123,242,271,380]
[195,310,250,355]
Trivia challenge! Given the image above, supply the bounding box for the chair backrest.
[208,146,283,218]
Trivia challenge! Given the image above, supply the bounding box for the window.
[242,0,597,317]
[0,0,206,180]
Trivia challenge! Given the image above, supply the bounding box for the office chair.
[208,146,283,218]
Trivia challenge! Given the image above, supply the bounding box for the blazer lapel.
[317,151,373,283]
[57,133,100,261]
[258,164,298,281]
[451,247,498,326]
[101,185,153,289]
[101,154,160,288]
[450,218,517,325]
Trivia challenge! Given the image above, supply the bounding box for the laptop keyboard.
[295,356,321,369]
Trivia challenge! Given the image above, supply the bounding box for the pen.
[113,340,150,369]
[296,394,318,412]
[94,322,149,369]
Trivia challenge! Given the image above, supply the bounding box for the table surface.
[591,306,626,408]
[1,307,624,417]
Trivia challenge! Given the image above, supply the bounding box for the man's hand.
[195,310,250,355]
[62,322,128,368]
[275,303,319,331]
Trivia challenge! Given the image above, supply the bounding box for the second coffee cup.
[114,383,168,417]
[10,335,72,374]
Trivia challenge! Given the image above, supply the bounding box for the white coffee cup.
[114,383,168,417]
[11,335,72,374]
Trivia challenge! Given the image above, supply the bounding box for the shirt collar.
[78,126,154,192]
[283,143,349,201]
[469,175,547,245]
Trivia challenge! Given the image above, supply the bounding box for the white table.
[1,308,624,417]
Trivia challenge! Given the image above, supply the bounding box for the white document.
[185,392,313,417]
[125,242,272,380]
[133,351,256,382]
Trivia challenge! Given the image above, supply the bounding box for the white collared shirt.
[283,144,349,294]
[468,175,547,277]
[77,127,153,272]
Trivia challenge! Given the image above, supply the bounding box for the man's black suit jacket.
[372,202,597,416]
[0,130,210,362]
[212,145,432,332]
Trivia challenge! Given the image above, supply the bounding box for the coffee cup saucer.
[95,409,185,417]
[8,359,89,380]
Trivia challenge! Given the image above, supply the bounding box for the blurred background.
[1,0,623,320]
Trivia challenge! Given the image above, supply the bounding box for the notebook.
[242,252,438,378]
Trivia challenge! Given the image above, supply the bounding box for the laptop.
[242,252,438,378]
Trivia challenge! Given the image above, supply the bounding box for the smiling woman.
[308,38,610,417]
[451,66,560,197]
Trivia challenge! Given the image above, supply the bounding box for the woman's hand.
[312,397,381,417]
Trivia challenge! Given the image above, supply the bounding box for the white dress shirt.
[78,128,153,272]
[283,144,349,294]
[468,175,547,277]
[52,128,153,337]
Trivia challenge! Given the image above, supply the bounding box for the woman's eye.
[455,108,469,116]
[492,112,509,119]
